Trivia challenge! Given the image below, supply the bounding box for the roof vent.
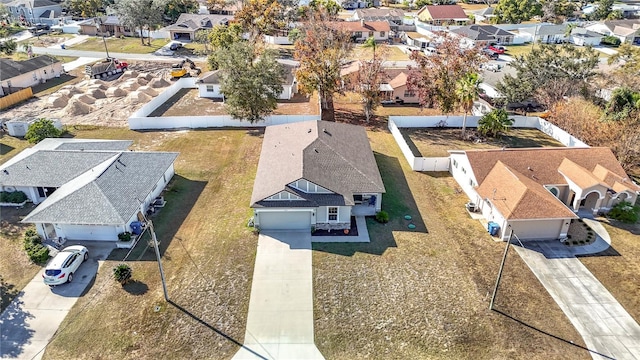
[314,148,319,153]
[308,128,312,133]
[527,166,533,171]
[323,128,331,136]
[2,169,8,175]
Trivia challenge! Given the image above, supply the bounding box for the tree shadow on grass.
[313,152,425,257]
[0,143,15,156]
[167,299,268,360]
[122,280,148,296]
[107,175,207,261]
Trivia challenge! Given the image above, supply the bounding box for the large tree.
[608,43,640,86]
[455,72,481,138]
[63,0,107,18]
[407,32,484,116]
[351,37,388,123]
[206,23,244,69]
[497,44,599,108]
[115,0,165,45]
[539,0,576,24]
[235,0,284,37]
[590,0,613,20]
[213,41,284,123]
[493,0,542,24]
[294,10,352,118]
[163,0,199,24]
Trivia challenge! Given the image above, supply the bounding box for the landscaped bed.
[149,88,320,117]
[402,127,566,157]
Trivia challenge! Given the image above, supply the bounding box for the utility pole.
[148,218,169,302]
[489,227,513,310]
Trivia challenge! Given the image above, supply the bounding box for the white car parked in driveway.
[42,245,89,286]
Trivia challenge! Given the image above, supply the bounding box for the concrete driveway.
[0,242,114,360]
[232,231,324,360]
[513,219,640,360]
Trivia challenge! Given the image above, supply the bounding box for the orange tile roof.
[388,72,408,89]
[417,5,468,20]
[476,161,577,220]
[328,21,391,33]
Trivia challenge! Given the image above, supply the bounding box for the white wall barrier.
[263,35,292,45]
[129,115,321,130]
[388,115,588,172]
[129,77,196,119]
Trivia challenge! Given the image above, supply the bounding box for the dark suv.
[482,48,499,60]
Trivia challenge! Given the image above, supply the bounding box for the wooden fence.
[0,88,33,110]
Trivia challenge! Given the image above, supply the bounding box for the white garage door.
[60,224,119,241]
[511,220,564,240]
[258,211,311,230]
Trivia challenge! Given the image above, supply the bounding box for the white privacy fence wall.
[388,115,589,172]
[128,77,320,130]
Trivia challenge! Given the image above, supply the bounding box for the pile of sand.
[139,73,154,81]
[136,77,149,86]
[148,78,169,88]
[137,86,158,97]
[47,93,69,108]
[71,93,97,105]
[87,79,108,90]
[106,87,127,97]
[87,88,106,99]
[64,98,94,115]
[121,79,140,91]
[120,70,139,80]
[127,91,152,104]
[58,86,83,97]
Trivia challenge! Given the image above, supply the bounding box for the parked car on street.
[42,245,89,286]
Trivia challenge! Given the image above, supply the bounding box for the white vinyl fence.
[128,78,321,130]
[388,115,588,172]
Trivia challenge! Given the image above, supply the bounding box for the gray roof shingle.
[251,120,385,208]
[23,151,179,225]
[0,55,60,82]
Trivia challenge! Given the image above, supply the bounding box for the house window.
[380,31,385,37]
[206,85,215,92]
[37,187,46,197]
[369,31,374,37]
[403,90,415,97]
[462,167,466,174]
[328,207,338,221]
[453,159,458,168]
[355,31,362,38]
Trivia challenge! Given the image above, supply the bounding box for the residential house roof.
[466,147,639,219]
[164,13,233,32]
[0,55,60,82]
[328,20,391,33]
[603,19,640,32]
[353,8,405,21]
[417,5,468,20]
[251,120,385,207]
[199,63,297,85]
[450,24,513,41]
[476,6,495,16]
[22,151,179,225]
[476,161,578,220]
[6,0,58,7]
[388,72,408,89]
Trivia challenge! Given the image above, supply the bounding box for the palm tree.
[363,36,378,60]
[478,109,513,138]
[455,72,481,138]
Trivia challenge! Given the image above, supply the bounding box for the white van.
[424,47,438,55]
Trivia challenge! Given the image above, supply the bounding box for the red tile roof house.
[327,20,391,42]
[449,147,639,241]
[416,5,472,27]
[250,120,385,232]
[340,64,419,104]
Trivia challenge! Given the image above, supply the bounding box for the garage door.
[60,224,119,241]
[258,211,311,230]
[511,220,564,240]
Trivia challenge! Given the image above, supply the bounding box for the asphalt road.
[31,46,207,62]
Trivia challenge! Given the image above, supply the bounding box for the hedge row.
[0,191,27,204]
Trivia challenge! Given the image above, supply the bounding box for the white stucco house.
[449,147,639,241]
[5,0,62,25]
[328,20,391,42]
[0,55,63,91]
[250,120,385,231]
[0,139,179,241]
[197,63,298,100]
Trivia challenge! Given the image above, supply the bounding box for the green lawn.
[69,36,168,54]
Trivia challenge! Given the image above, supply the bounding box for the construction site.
[1,60,195,127]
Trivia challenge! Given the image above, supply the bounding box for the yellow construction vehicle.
[170,58,202,79]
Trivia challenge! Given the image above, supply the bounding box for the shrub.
[23,229,49,263]
[607,201,639,223]
[0,190,27,203]
[118,232,132,241]
[601,35,621,46]
[113,263,132,285]
[25,118,62,144]
[375,210,389,223]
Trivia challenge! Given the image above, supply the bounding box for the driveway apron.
[0,242,113,360]
[232,231,324,360]
[513,242,640,360]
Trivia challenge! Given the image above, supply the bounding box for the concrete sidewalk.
[0,242,114,360]
[514,218,640,360]
[232,231,324,360]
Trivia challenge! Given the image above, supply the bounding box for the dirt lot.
[0,61,176,127]
[151,88,320,117]
[403,128,566,157]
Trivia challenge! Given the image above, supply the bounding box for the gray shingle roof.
[0,150,120,187]
[251,120,385,208]
[164,14,233,32]
[451,25,513,41]
[54,140,133,151]
[0,55,60,82]
[23,151,179,225]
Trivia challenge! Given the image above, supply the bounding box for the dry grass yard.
[403,128,566,157]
